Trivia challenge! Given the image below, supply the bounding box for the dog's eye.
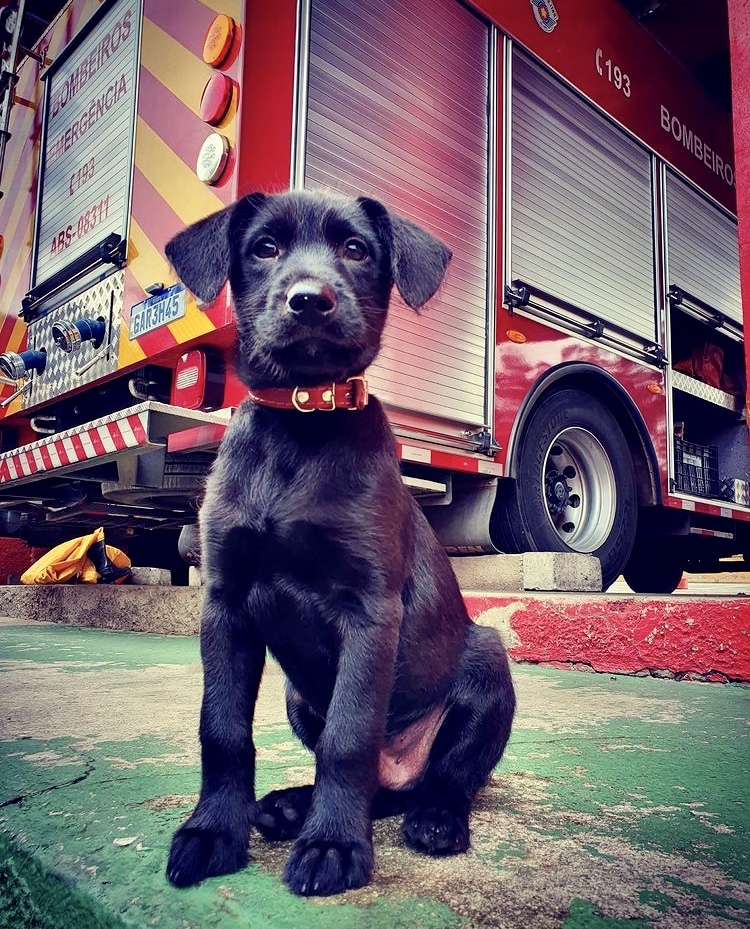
[252,237,280,259]
[343,238,368,261]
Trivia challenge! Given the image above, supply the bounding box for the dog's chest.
[205,408,379,590]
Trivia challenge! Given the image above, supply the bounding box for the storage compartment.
[671,356,748,504]
[673,437,719,499]
[670,310,746,408]
[665,174,748,506]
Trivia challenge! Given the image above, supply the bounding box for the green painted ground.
[0,619,748,929]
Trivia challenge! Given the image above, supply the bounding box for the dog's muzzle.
[286,281,338,321]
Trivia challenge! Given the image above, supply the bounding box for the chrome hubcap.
[542,427,616,553]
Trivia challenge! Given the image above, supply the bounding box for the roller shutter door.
[665,170,742,324]
[510,50,656,342]
[303,0,490,429]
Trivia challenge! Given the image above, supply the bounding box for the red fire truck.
[0,0,746,592]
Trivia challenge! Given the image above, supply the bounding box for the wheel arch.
[503,363,661,508]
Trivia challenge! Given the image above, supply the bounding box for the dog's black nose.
[286,281,337,319]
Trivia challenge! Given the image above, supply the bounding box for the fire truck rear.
[0,0,747,592]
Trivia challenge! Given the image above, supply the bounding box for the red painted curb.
[465,593,750,682]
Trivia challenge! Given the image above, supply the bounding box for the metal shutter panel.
[510,50,656,341]
[665,170,742,324]
[304,0,489,428]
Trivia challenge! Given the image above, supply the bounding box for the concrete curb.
[0,584,200,635]
[467,592,750,683]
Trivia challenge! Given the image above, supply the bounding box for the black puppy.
[165,190,515,897]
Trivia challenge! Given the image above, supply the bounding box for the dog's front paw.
[283,837,373,896]
[166,821,250,887]
[402,805,470,856]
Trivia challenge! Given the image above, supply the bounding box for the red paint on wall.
[728,0,750,417]
[465,594,750,682]
[0,539,46,581]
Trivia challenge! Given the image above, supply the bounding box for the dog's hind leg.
[402,623,515,856]
[254,689,321,840]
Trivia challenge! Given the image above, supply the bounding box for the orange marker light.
[203,14,236,67]
[646,382,663,394]
[506,330,527,344]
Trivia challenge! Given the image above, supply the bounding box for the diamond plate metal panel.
[25,271,124,408]
[672,369,743,413]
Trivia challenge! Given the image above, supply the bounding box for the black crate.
[674,438,720,498]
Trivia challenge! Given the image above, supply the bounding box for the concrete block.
[0,585,202,635]
[450,554,524,592]
[188,566,202,587]
[129,567,172,586]
[451,551,602,592]
[521,552,602,592]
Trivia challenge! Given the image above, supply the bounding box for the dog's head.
[165,190,451,388]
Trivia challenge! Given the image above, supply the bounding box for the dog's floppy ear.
[165,205,233,304]
[165,193,268,304]
[357,197,452,310]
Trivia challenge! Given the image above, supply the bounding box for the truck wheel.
[492,387,637,589]
[623,545,683,594]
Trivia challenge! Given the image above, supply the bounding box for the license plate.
[129,284,186,339]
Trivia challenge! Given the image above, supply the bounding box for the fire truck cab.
[0,0,747,592]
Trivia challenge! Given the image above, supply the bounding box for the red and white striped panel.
[0,408,152,485]
[396,441,503,476]
[668,495,750,523]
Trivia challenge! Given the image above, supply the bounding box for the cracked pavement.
[0,617,748,929]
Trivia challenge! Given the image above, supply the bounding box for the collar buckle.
[291,384,335,412]
[346,375,369,411]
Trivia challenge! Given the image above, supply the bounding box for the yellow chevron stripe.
[133,117,225,226]
[5,392,25,417]
[127,216,215,342]
[2,214,35,319]
[117,313,147,368]
[140,19,237,145]
[0,107,39,293]
[199,0,242,21]
[0,86,40,216]
[127,216,174,296]
[6,318,27,355]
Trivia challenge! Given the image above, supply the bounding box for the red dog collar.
[247,375,369,412]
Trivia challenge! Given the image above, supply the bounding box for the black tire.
[623,544,684,594]
[492,387,638,589]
